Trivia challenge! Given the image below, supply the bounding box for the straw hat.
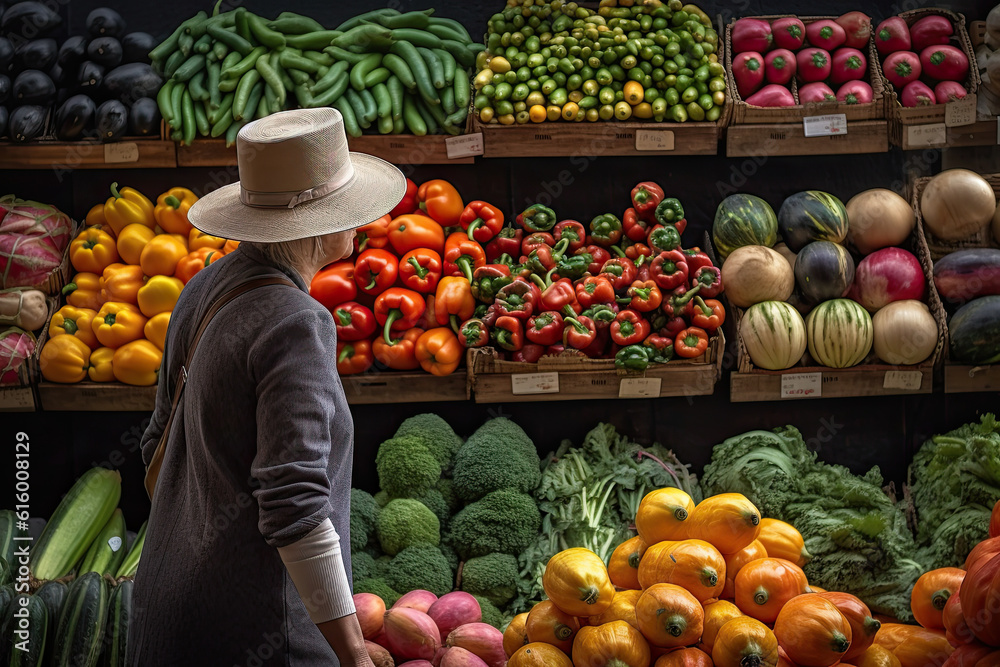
[188,108,406,243]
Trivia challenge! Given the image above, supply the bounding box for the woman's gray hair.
[243,235,331,270]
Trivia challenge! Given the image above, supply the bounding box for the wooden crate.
[0,137,176,170]
[341,370,470,404]
[37,382,157,411]
[1,296,58,412]
[726,120,889,157]
[468,330,724,403]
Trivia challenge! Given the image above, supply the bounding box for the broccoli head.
[394,413,464,472]
[354,578,400,607]
[377,498,440,556]
[376,435,441,498]
[436,478,461,513]
[460,553,519,607]
[384,545,455,597]
[439,543,460,574]
[473,595,505,630]
[413,488,450,530]
[452,418,541,501]
[350,489,380,552]
[448,489,541,560]
[351,551,377,582]
[375,555,393,579]
[373,490,389,507]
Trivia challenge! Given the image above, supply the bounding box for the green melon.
[806,298,873,368]
[712,194,778,261]
[777,190,850,252]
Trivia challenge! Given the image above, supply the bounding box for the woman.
[128,108,405,666]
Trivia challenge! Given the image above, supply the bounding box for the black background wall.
[3,0,999,526]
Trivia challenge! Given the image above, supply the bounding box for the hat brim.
[187,153,406,242]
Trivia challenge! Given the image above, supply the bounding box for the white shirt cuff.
[277,518,356,624]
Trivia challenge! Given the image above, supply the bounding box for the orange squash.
[855,645,902,667]
[508,642,574,667]
[735,558,809,624]
[991,499,1000,538]
[722,540,768,599]
[911,567,965,630]
[638,539,726,602]
[960,553,1000,647]
[655,647,713,666]
[807,585,826,593]
[777,646,798,667]
[589,589,641,630]
[572,620,651,667]
[875,624,954,666]
[701,600,743,653]
[636,583,704,648]
[757,518,811,567]
[543,548,616,617]
[964,536,1000,572]
[636,488,696,545]
[942,644,999,667]
[774,594,852,667]
[942,590,975,646]
[818,591,880,661]
[712,616,780,667]
[608,536,647,591]
[683,493,762,555]
[525,600,580,654]
[504,612,530,658]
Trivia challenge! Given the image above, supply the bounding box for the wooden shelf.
[893,119,998,150]
[944,364,1000,393]
[729,366,933,402]
[726,121,889,157]
[342,370,469,404]
[38,382,157,411]
[0,140,177,169]
[0,386,37,412]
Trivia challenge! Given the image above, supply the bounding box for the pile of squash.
[502,492,1000,667]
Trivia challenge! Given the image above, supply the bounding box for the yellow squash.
[542,548,615,617]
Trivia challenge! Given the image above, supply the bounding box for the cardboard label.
[944,94,977,127]
[0,387,33,410]
[803,114,847,137]
[635,129,675,151]
[883,370,923,391]
[780,373,822,398]
[108,536,123,552]
[104,142,139,163]
[445,133,484,159]
[510,372,559,395]
[619,377,662,398]
[907,123,947,147]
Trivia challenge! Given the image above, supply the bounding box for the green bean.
[386,75,404,121]
[255,54,286,108]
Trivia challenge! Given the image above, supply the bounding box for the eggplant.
[120,32,154,64]
[8,105,46,142]
[0,37,13,73]
[0,74,9,104]
[57,35,88,69]
[14,39,57,73]
[96,99,127,141]
[86,8,126,38]
[54,94,96,140]
[128,97,160,136]
[0,107,8,138]
[77,60,105,90]
[102,62,161,102]
[86,36,121,69]
[12,69,55,106]
[48,61,68,87]
[1,2,62,39]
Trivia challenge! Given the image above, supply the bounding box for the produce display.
[978,3,1000,112]
[729,12,877,107]
[474,0,727,124]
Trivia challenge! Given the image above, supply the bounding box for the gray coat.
[128,244,353,667]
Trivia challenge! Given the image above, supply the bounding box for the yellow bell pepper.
[137,275,183,317]
[88,346,116,382]
[140,235,188,277]
[189,228,227,251]
[70,227,119,274]
[116,223,156,266]
[153,187,198,235]
[112,339,162,386]
[85,203,114,237]
[104,182,155,236]
[93,301,147,348]
[49,305,99,350]
[144,311,171,350]
[62,273,104,311]
[39,335,91,383]
[101,263,146,305]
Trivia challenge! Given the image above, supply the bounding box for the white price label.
[108,536,123,552]
[944,94,977,127]
[803,114,847,137]
[883,370,923,391]
[510,372,559,395]
[780,373,822,398]
[445,133,484,159]
[619,377,662,398]
[104,142,139,163]
[907,123,947,147]
[635,129,675,151]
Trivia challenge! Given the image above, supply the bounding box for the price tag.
[883,370,923,391]
[104,142,139,163]
[108,536,123,552]
[445,133,484,159]
[945,94,977,127]
[635,129,675,151]
[907,123,947,147]
[803,114,847,137]
[780,373,822,398]
[0,387,33,409]
[510,372,559,395]
[619,377,662,398]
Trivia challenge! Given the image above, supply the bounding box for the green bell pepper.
[654,198,685,225]
[518,203,558,233]
[615,344,651,371]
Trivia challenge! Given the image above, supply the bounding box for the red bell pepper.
[491,315,524,351]
[417,294,437,330]
[373,326,423,370]
[600,257,638,293]
[682,247,713,277]
[389,178,419,217]
[485,226,523,262]
[610,309,651,346]
[623,207,652,242]
[373,287,426,344]
[355,214,392,253]
[513,343,545,363]
[691,297,725,332]
[337,339,374,375]
[546,343,570,356]
[435,276,476,332]
[580,245,611,275]
[443,232,487,282]
[354,249,399,296]
[691,265,723,298]
[661,315,688,339]
[563,315,597,350]
[526,311,564,346]
[459,318,490,349]
[553,220,587,253]
[388,214,446,255]
[531,271,581,317]
[650,250,689,291]
[662,284,702,319]
[643,333,675,364]
[398,248,442,294]
[627,280,662,312]
[495,278,539,320]
[583,326,612,358]
[675,326,709,358]
[471,264,513,303]
[631,181,665,221]
[417,179,464,226]
[333,302,377,342]
[624,240,654,265]
[576,275,616,309]
[522,231,555,258]
[459,200,505,244]
[310,261,357,310]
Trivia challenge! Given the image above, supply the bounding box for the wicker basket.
[911,173,1000,261]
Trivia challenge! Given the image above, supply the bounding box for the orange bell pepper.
[356,214,392,253]
[85,203,113,237]
[373,327,424,370]
[336,339,374,375]
[189,228,227,251]
[144,311,171,350]
[112,339,162,386]
[62,273,104,311]
[140,235,188,277]
[387,214,445,255]
[434,277,476,333]
[93,302,147,348]
[153,187,198,235]
[87,346,116,382]
[443,232,487,282]
[39,334,91,383]
[116,223,156,265]
[416,179,464,226]
[104,182,155,235]
[415,327,462,376]
[49,305,100,350]
[174,247,221,284]
[70,227,119,274]
[101,263,146,305]
[221,239,240,254]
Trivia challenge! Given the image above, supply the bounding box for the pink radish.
[875,17,911,56]
[732,18,773,53]
[772,17,806,50]
[829,47,867,85]
[797,48,832,82]
[837,80,874,104]
[934,80,968,103]
[901,80,936,107]
[764,49,797,85]
[428,592,482,641]
[732,51,765,98]
[806,20,847,51]
[384,607,443,661]
[883,51,921,88]
[909,15,953,51]
[799,82,837,103]
[746,84,796,107]
[920,44,969,81]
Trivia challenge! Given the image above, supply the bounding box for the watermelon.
[806,298,873,368]
[794,241,856,303]
[712,194,778,261]
[777,191,850,252]
[949,296,1000,364]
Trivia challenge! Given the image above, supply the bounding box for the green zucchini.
[53,572,109,667]
[29,469,121,581]
[33,580,67,664]
[0,585,13,622]
[5,594,47,666]
[0,510,27,582]
[0,559,8,588]
[98,580,131,667]
[77,510,126,577]
[115,522,145,579]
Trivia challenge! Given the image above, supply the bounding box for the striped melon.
[53,571,109,667]
[100,579,132,667]
[740,301,808,370]
[806,299,873,368]
[777,191,850,252]
[6,593,47,666]
[713,194,779,261]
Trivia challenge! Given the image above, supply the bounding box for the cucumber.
[98,580,131,667]
[5,594,47,666]
[115,522,145,579]
[53,572,109,667]
[77,510,126,577]
[33,580,67,664]
[29,468,121,581]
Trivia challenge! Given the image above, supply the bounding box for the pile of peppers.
[311,176,725,376]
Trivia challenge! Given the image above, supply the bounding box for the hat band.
[239,163,356,209]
